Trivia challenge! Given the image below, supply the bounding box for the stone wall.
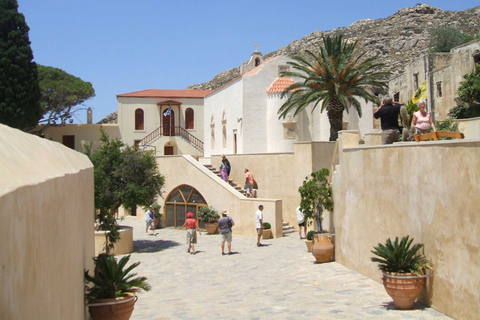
[0,124,95,320]
[332,130,480,319]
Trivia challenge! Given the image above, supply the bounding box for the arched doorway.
[164,185,207,228]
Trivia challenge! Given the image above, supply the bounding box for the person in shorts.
[255,205,264,246]
[296,206,306,239]
[218,209,235,255]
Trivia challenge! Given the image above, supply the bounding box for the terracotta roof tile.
[117,89,213,98]
[267,77,295,93]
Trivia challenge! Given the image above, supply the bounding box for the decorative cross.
[254,43,259,52]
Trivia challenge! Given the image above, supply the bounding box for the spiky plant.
[85,254,151,300]
[371,236,428,275]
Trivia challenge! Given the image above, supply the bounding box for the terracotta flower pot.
[311,234,334,263]
[88,293,137,320]
[204,222,218,235]
[262,229,273,239]
[305,240,313,252]
[382,272,426,309]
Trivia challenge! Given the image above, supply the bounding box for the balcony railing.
[139,126,203,152]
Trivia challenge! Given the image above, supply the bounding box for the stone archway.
[164,185,207,228]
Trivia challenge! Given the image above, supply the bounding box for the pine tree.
[0,0,41,130]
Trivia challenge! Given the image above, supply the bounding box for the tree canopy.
[279,35,389,141]
[448,64,480,119]
[37,65,95,129]
[0,0,41,130]
[86,128,165,253]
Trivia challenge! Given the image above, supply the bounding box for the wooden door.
[163,110,175,136]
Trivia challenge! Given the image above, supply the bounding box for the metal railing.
[139,126,204,152]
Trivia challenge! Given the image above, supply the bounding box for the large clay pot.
[305,240,313,252]
[88,293,137,320]
[382,272,426,309]
[311,234,334,263]
[204,222,218,235]
[262,229,273,239]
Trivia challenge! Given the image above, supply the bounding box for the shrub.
[306,230,315,241]
[429,25,475,53]
[263,222,271,230]
[198,206,220,223]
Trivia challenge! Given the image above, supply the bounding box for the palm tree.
[278,35,390,141]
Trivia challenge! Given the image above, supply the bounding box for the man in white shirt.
[255,205,264,247]
[296,206,306,239]
[145,205,155,234]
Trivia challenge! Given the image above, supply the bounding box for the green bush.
[306,230,315,241]
[263,222,271,230]
[198,206,220,223]
[429,25,475,53]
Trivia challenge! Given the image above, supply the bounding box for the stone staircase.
[204,164,249,197]
[283,221,296,236]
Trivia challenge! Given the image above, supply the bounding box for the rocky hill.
[186,4,480,90]
[100,4,479,124]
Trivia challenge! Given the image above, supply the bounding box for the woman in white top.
[411,100,436,134]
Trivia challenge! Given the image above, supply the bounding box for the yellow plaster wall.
[333,130,480,320]
[0,124,95,320]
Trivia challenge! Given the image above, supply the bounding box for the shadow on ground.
[134,239,180,253]
[381,301,427,311]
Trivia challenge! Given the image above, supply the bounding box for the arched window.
[185,108,194,129]
[164,185,207,228]
[135,109,144,130]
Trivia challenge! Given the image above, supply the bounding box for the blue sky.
[17,0,479,123]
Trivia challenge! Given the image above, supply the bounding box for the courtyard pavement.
[118,216,452,320]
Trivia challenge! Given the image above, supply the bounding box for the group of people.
[374,95,435,144]
[219,156,255,198]
[175,204,267,254]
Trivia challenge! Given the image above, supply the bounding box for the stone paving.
[118,216,452,320]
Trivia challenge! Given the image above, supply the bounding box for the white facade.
[204,54,375,157]
[117,90,211,155]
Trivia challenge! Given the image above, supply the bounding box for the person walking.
[220,157,228,182]
[145,205,155,234]
[218,209,235,255]
[179,212,201,254]
[373,95,404,144]
[296,206,306,239]
[244,168,254,197]
[222,155,231,178]
[255,205,264,247]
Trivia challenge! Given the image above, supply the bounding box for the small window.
[473,51,480,65]
[135,109,144,130]
[185,108,194,129]
[255,58,260,66]
[413,73,419,89]
[394,92,400,102]
[62,135,75,149]
[436,82,442,98]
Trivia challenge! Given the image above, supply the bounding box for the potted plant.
[262,222,273,239]
[151,203,162,229]
[298,168,334,263]
[305,230,315,252]
[198,206,220,234]
[85,254,151,320]
[371,236,429,310]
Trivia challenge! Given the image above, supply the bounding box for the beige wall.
[0,124,95,320]
[333,130,480,320]
[39,124,120,153]
[157,155,283,238]
[456,116,480,139]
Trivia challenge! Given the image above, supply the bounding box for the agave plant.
[85,254,151,300]
[371,236,428,275]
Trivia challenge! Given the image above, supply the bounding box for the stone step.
[283,228,297,234]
